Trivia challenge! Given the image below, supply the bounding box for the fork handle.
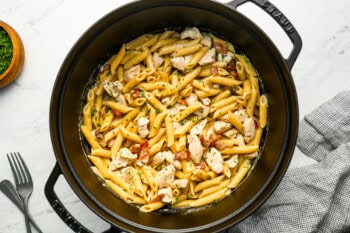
[22,195,32,233]
[0,180,43,233]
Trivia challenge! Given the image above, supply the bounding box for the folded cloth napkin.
[228,91,350,233]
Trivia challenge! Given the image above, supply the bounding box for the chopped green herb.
[0,28,13,74]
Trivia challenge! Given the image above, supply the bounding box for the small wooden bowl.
[0,21,25,88]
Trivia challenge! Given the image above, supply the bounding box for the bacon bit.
[138,141,150,164]
[178,98,187,106]
[214,42,228,54]
[175,151,190,160]
[200,135,211,148]
[226,61,236,72]
[210,67,218,75]
[131,90,141,99]
[130,144,141,154]
[150,193,165,203]
[112,109,122,117]
[195,163,206,170]
[200,134,221,148]
[100,106,106,119]
[98,64,111,75]
[254,119,260,128]
[226,61,239,79]
[94,129,104,140]
[214,140,226,150]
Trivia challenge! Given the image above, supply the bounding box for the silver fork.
[7,152,33,233]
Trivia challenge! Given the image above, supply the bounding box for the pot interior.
[51,0,298,232]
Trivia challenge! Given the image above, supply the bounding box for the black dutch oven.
[45,0,302,232]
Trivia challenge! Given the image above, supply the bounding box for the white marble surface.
[1,0,349,232]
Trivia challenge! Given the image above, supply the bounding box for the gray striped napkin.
[229,91,350,233]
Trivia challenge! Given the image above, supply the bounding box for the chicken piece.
[119,147,137,159]
[243,117,256,143]
[200,33,212,48]
[161,96,171,108]
[158,187,173,203]
[236,134,246,146]
[185,93,198,106]
[233,109,248,123]
[162,151,181,169]
[137,117,150,138]
[187,134,204,163]
[225,155,239,169]
[245,151,258,159]
[171,179,189,189]
[152,151,166,168]
[103,81,123,98]
[199,48,216,66]
[217,51,235,64]
[200,97,211,106]
[152,52,164,68]
[204,147,223,174]
[194,105,210,119]
[119,167,134,182]
[155,164,176,188]
[124,64,141,82]
[213,121,231,134]
[170,55,192,71]
[181,27,203,40]
[116,93,127,106]
[169,103,187,116]
[223,128,238,138]
[109,153,132,170]
[190,118,208,135]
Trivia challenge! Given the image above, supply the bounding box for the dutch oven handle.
[45,163,124,233]
[227,0,302,70]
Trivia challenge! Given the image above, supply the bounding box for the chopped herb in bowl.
[0,27,13,74]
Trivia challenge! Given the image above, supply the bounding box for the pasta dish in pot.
[80,27,268,212]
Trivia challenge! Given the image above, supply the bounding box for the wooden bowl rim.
[0,20,25,88]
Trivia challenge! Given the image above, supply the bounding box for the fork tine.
[16,152,32,184]
[7,153,21,185]
[13,152,27,184]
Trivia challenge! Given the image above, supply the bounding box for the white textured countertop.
[1,0,349,232]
